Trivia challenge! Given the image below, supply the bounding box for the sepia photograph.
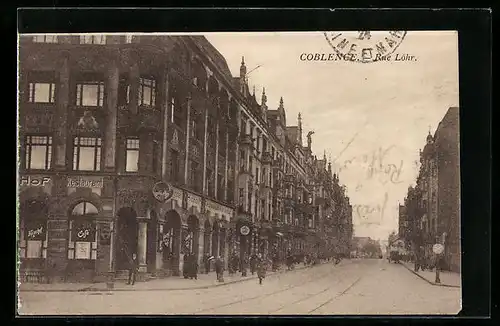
[17,31,461,315]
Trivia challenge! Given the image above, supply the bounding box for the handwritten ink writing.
[353,192,389,223]
[335,145,404,185]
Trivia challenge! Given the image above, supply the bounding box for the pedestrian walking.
[250,253,257,275]
[257,254,267,285]
[189,253,198,280]
[204,253,211,274]
[127,253,138,285]
[215,256,224,282]
[241,254,248,277]
[183,253,189,279]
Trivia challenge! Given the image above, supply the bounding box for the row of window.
[27,78,156,108]
[24,135,236,199]
[25,135,139,172]
[32,35,134,45]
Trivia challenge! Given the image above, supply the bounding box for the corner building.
[18,34,352,283]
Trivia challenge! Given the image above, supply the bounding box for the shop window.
[76,81,104,107]
[80,35,106,45]
[24,135,52,170]
[19,208,48,260]
[28,82,56,103]
[68,202,98,260]
[73,137,102,171]
[125,138,140,172]
[138,77,156,107]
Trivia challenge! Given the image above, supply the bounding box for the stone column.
[198,227,205,272]
[214,121,219,196]
[202,106,209,195]
[128,64,140,115]
[184,97,192,185]
[104,63,119,172]
[161,70,170,180]
[54,53,70,170]
[137,219,148,273]
[224,131,229,201]
[234,106,242,207]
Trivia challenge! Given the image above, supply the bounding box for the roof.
[189,36,233,81]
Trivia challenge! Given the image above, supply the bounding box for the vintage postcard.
[17,31,460,315]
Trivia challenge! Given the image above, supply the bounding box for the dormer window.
[32,35,58,43]
[80,35,106,45]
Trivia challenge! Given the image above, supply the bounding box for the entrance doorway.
[146,210,158,272]
[116,207,138,271]
[164,210,181,275]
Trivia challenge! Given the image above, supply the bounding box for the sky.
[206,31,459,241]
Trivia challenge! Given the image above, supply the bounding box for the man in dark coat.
[204,253,211,274]
[127,253,139,285]
[257,254,266,285]
[215,256,224,282]
[250,253,257,275]
[189,254,198,280]
[183,253,190,279]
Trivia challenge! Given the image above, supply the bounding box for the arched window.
[19,200,48,260]
[68,202,98,261]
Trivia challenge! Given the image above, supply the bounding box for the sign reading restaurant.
[67,177,104,188]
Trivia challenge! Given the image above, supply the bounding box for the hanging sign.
[152,182,173,202]
[240,225,250,236]
[433,243,444,255]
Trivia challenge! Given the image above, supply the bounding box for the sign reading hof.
[240,225,250,236]
[152,182,173,202]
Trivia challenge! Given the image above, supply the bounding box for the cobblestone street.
[18,259,461,315]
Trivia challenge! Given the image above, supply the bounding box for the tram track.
[307,276,362,314]
[194,263,341,314]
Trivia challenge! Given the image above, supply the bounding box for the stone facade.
[17,34,353,283]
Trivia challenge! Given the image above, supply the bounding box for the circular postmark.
[323,31,407,63]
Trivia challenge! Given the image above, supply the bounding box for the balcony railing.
[239,133,253,147]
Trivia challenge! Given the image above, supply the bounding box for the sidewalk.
[400,261,461,288]
[19,260,347,292]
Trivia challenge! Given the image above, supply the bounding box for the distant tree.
[388,231,398,246]
[361,240,381,258]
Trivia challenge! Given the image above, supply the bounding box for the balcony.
[135,108,162,133]
[21,107,55,133]
[239,133,253,147]
[261,152,273,165]
[259,219,273,230]
[236,205,252,221]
